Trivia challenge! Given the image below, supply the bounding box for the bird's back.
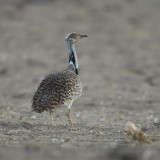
[31,65,82,113]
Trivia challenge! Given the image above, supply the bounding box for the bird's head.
[65,32,88,44]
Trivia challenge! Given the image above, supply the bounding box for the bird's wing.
[32,75,56,108]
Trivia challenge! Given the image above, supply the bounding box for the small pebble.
[100,118,104,121]
[90,130,94,133]
[154,117,159,124]
[31,115,36,119]
[76,113,81,118]
[110,142,117,148]
[61,138,65,143]
[51,138,58,143]
[146,115,153,120]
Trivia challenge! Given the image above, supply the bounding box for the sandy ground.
[0,0,160,159]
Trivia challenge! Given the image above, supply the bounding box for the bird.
[31,32,88,125]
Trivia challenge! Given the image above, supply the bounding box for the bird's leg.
[68,108,73,125]
[67,100,74,125]
[49,109,54,125]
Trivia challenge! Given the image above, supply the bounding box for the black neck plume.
[66,42,78,75]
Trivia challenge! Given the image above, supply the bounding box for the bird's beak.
[80,34,88,39]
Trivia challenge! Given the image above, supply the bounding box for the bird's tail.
[30,105,38,113]
[31,109,38,113]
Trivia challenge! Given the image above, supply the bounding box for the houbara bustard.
[31,32,87,125]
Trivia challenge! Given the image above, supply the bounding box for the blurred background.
[0,0,160,159]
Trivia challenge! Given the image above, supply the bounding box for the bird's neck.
[66,41,78,75]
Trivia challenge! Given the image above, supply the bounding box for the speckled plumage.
[31,65,82,113]
[31,32,87,125]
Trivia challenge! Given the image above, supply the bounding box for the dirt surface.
[0,0,160,159]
